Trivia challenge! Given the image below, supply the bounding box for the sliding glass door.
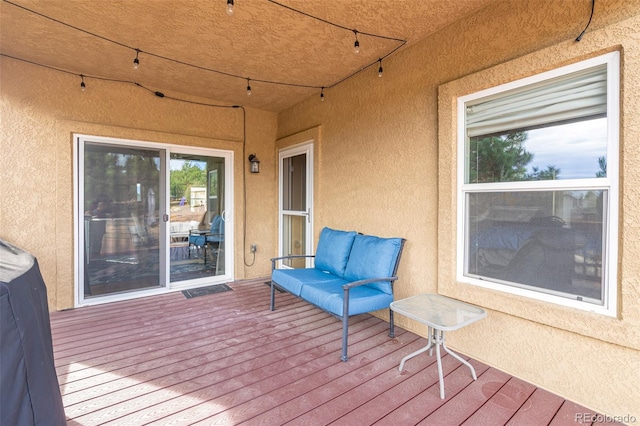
[76,135,233,305]
[169,154,226,282]
[80,141,165,300]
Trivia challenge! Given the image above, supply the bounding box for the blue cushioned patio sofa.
[270,227,406,361]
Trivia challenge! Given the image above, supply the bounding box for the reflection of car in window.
[470,216,589,295]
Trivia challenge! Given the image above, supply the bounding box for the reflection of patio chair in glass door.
[128,215,156,247]
[188,215,224,267]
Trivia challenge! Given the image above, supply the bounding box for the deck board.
[461,377,537,425]
[49,279,609,425]
[506,387,565,425]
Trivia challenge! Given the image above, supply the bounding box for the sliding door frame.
[74,134,234,307]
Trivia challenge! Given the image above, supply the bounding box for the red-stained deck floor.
[50,278,614,425]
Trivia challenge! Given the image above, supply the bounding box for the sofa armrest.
[270,255,316,270]
[342,276,398,290]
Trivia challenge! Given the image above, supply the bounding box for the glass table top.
[390,293,487,331]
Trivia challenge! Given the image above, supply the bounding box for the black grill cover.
[0,240,66,425]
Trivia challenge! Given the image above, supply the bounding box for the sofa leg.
[389,309,395,338]
[270,281,276,311]
[341,315,349,362]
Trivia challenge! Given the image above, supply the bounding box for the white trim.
[456,52,619,316]
[73,135,81,308]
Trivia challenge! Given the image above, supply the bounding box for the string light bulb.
[226,0,234,16]
[378,59,383,78]
[353,30,360,54]
[320,87,325,101]
[246,78,252,96]
[133,49,140,70]
[80,74,86,91]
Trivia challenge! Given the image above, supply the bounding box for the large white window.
[457,52,619,315]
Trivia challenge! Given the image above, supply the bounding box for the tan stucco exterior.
[275,0,640,419]
[1,0,639,419]
[0,62,279,307]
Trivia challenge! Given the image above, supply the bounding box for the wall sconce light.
[248,154,260,173]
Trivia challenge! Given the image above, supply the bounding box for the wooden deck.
[51,278,609,425]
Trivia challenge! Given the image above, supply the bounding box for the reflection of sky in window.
[524,118,607,179]
[170,159,207,171]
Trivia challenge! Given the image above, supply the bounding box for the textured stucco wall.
[0,60,277,310]
[277,0,640,419]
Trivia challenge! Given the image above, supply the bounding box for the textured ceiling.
[0,0,497,112]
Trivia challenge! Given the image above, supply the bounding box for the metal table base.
[391,294,487,399]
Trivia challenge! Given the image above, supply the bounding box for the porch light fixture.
[378,59,383,77]
[246,78,252,96]
[80,74,86,91]
[226,0,234,16]
[248,154,260,173]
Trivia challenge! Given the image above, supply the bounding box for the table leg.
[435,331,445,399]
[441,333,478,380]
[398,326,434,371]
[428,326,434,356]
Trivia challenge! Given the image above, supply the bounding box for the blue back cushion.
[210,215,222,233]
[314,227,357,277]
[343,235,403,294]
[207,215,224,243]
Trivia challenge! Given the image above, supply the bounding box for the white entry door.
[278,143,314,268]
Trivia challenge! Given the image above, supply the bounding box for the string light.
[246,77,252,96]
[378,59,383,78]
[575,0,595,41]
[133,49,140,70]
[80,74,86,91]
[5,0,408,101]
[353,30,360,54]
[320,87,324,101]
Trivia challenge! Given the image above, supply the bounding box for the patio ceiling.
[0,0,497,112]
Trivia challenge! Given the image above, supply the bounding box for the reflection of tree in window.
[596,156,606,178]
[170,162,207,202]
[469,132,532,183]
[470,131,571,183]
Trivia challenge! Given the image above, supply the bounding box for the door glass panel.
[282,215,306,268]
[169,154,226,281]
[281,153,308,268]
[283,154,306,211]
[83,144,162,298]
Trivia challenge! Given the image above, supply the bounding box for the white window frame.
[456,52,619,316]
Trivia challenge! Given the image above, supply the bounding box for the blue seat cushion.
[343,235,403,294]
[272,268,346,297]
[300,281,393,317]
[314,227,357,277]
[189,234,206,247]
